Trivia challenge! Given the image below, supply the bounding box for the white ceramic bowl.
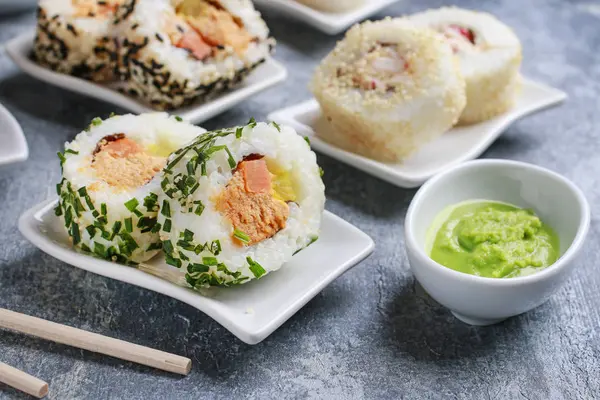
[405,159,590,325]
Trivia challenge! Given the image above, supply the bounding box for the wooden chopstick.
[0,362,48,398]
[0,308,191,376]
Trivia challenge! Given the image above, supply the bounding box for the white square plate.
[254,0,400,35]
[5,32,288,124]
[0,102,28,166]
[19,200,374,344]
[268,78,567,188]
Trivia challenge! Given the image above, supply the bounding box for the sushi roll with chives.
[295,0,365,13]
[310,18,466,162]
[153,120,325,288]
[409,7,522,124]
[114,0,275,110]
[55,113,205,263]
[34,0,124,81]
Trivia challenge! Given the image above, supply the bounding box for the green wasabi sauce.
[428,200,560,278]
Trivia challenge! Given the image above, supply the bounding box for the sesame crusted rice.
[311,18,466,162]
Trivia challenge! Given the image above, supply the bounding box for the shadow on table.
[318,152,417,219]
[0,250,349,381]
[0,73,122,130]
[379,277,526,361]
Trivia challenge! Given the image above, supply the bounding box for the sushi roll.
[114,0,274,110]
[409,7,522,124]
[154,120,325,288]
[34,0,124,81]
[310,18,466,162]
[55,113,205,263]
[295,0,365,13]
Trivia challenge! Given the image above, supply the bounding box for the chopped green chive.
[188,263,209,274]
[124,198,139,212]
[101,203,107,215]
[161,200,171,217]
[71,222,81,245]
[91,117,102,126]
[54,204,63,216]
[111,221,122,238]
[147,242,163,251]
[272,121,281,132]
[175,115,183,122]
[319,167,324,177]
[124,217,133,233]
[57,152,66,165]
[162,240,174,255]
[247,257,266,278]
[163,218,172,233]
[65,149,79,155]
[304,136,311,146]
[233,229,250,244]
[165,254,182,268]
[235,127,243,138]
[202,256,218,266]
[86,225,96,238]
[182,229,194,241]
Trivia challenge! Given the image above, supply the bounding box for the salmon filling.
[216,155,294,246]
[337,43,409,92]
[72,0,122,18]
[91,134,166,190]
[167,0,253,61]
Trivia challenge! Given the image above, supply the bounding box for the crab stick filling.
[438,24,477,53]
[91,134,166,190]
[216,155,296,246]
[337,43,409,92]
[167,0,253,61]
[72,0,122,18]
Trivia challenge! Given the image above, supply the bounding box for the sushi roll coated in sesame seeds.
[153,120,325,288]
[34,0,124,81]
[55,113,205,263]
[409,7,522,124]
[295,0,365,13]
[114,0,274,110]
[310,18,466,163]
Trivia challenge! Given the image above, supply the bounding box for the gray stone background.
[1,0,599,398]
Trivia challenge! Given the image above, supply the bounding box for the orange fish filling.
[91,134,166,190]
[168,0,253,60]
[217,156,290,246]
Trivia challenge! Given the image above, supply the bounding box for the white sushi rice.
[56,113,205,263]
[311,18,466,162]
[409,7,522,124]
[115,0,274,110]
[34,0,122,81]
[155,121,325,288]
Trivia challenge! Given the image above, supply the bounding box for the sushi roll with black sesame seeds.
[310,18,466,162]
[150,120,325,288]
[409,7,522,124]
[114,0,275,110]
[34,0,125,81]
[55,113,206,263]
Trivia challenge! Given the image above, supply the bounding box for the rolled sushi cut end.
[295,0,365,13]
[115,0,275,110]
[34,0,124,81]
[55,113,205,263]
[310,18,466,162]
[155,120,325,288]
[409,7,522,124]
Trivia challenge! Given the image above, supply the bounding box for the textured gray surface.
[0,1,599,399]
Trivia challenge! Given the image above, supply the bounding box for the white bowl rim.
[405,159,591,286]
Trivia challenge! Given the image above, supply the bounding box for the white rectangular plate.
[0,102,28,166]
[268,79,567,188]
[254,0,400,35]
[6,32,288,124]
[19,200,374,345]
